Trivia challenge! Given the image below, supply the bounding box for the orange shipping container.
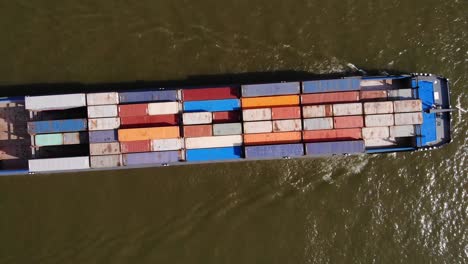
[243,131,301,145]
[271,106,301,120]
[303,128,362,142]
[118,126,180,141]
[241,95,299,108]
[333,116,364,129]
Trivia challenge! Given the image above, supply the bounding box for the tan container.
[147,102,180,115]
[272,119,302,132]
[390,125,416,137]
[242,108,272,121]
[394,112,423,125]
[362,127,390,139]
[241,95,299,108]
[364,138,397,147]
[185,135,243,149]
[89,142,121,156]
[243,131,301,145]
[363,101,394,114]
[332,103,363,116]
[88,118,121,131]
[302,105,333,118]
[364,114,394,127]
[151,138,184,151]
[90,155,122,168]
[243,121,273,134]
[182,112,212,125]
[393,100,422,113]
[118,126,180,141]
[303,117,334,130]
[87,105,118,118]
[86,92,119,105]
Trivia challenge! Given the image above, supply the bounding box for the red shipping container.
[120,114,179,128]
[120,140,151,153]
[182,87,239,101]
[303,128,362,142]
[183,125,213,137]
[212,111,241,123]
[271,106,301,120]
[118,104,148,117]
[360,90,388,101]
[333,116,364,129]
[301,91,360,105]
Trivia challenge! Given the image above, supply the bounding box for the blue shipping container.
[305,140,365,156]
[183,99,241,112]
[302,79,360,93]
[244,143,304,158]
[119,90,177,103]
[27,119,87,134]
[241,82,300,97]
[89,130,118,143]
[186,146,243,162]
[123,151,180,166]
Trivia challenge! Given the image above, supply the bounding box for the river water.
[0,0,467,263]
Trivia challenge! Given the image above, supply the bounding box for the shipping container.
[213,123,242,136]
[89,142,121,156]
[334,116,364,129]
[271,106,301,120]
[120,140,151,153]
[242,108,272,121]
[90,155,122,168]
[272,119,302,132]
[241,82,300,97]
[182,87,239,101]
[87,105,118,118]
[305,140,365,156]
[394,112,423,125]
[302,105,333,118]
[244,143,304,158]
[363,101,394,114]
[185,135,243,149]
[387,89,413,100]
[183,125,213,137]
[301,91,360,105]
[28,119,87,134]
[212,111,241,123]
[25,94,86,111]
[34,133,64,146]
[303,117,334,130]
[361,127,390,139]
[364,114,394,127]
[302,79,360,93]
[28,156,90,172]
[364,138,397,147]
[119,90,178,103]
[118,104,148,117]
[63,132,87,145]
[243,121,273,134]
[393,100,422,113]
[332,103,363,116]
[120,114,179,128]
[241,95,299,108]
[243,131,301,145]
[148,102,180,115]
[151,138,184,151]
[390,125,416,137]
[88,117,121,131]
[88,130,118,143]
[360,79,392,88]
[182,112,212,125]
[123,151,180,166]
[183,99,240,113]
[186,146,243,161]
[302,128,362,142]
[86,92,119,105]
[359,90,388,101]
[118,126,180,141]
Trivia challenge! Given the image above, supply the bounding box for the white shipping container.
[388,89,413,100]
[185,135,243,149]
[88,118,121,131]
[28,156,90,172]
[86,92,119,105]
[303,118,334,130]
[213,123,243,136]
[182,112,212,125]
[242,108,271,121]
[90,155,122,168]
[394,112,423,125]
[87,105,118,118]
[151,138,184,151]
[25,94,86,111]
[243,121,273,134]
[332,103,363,116]
[363,101,394,114]
[390,125,416,137]
[147,102,180,115]
[364,138,397,147]
[364,114,394,127]
[302,105,333,118]
[393,100,422,113]
[89,142,121,155]
[272,119,302,132]
[362,127,390,139]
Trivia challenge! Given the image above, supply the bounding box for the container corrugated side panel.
[363,102,394,114]
[362,127,390,139]
[90,155,122,168]
[88,130,118,143]
[120,114,179,128]
[303,118,334,130]
[394,112,423,125]
[88,118,121,131]
[34,133,64,146]
[241,95,299,108]
[118,90,178,103]
[86,92,119,105]
[213,123,242,135]
[333,116,364,129]
[25,94,86,111]
[183,99,241,112]
[118,104,148,117]
[387,89,413,100]
[364,114,394,127]
[120,140,151,153]
[243,131,301,145]
[244,143,304,158]
[29,156,90,172]
[151,138,184,151]
[272,119,302,132]
[182,112,212,125]
[389,125,416,137]
[183,125,213,137]
[393,100,422,113]
[186,146,243,161]
[28,119,88,134]
[302,105,333,118]
[242,108,272,121]
[182,87,239,101]
[241,82,300,97]
[243,121,273,134]
[302,128,362,142]
[123,151,180,166]
[185,135,243,149]
[302,79,360,93]
[301,91,360,105]
[87,105,118,118]
[271,106,301,120]
[332,103,363,116]
[118,126,180,141]
[147,102,180,115]
[212,111,241,123]
[364,138,398,147]
[63,132,87,145]
[89,142,121,156]
[305,140,365,156]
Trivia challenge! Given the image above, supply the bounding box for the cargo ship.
[0,74,452,175]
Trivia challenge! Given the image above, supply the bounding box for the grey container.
[88,130,118,143]
[387,89,413,100]
[244,143,304,158]
[90,155,122,168]
[213,123,242,136]
[303,118,334,130]
[241,82,300,97]
[63,132,88,145]
[305,140,365,156]
[123,151,180,166]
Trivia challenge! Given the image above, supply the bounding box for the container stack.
[241,82,304,159]
[117,90,183,166]
[182,87,243,162]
